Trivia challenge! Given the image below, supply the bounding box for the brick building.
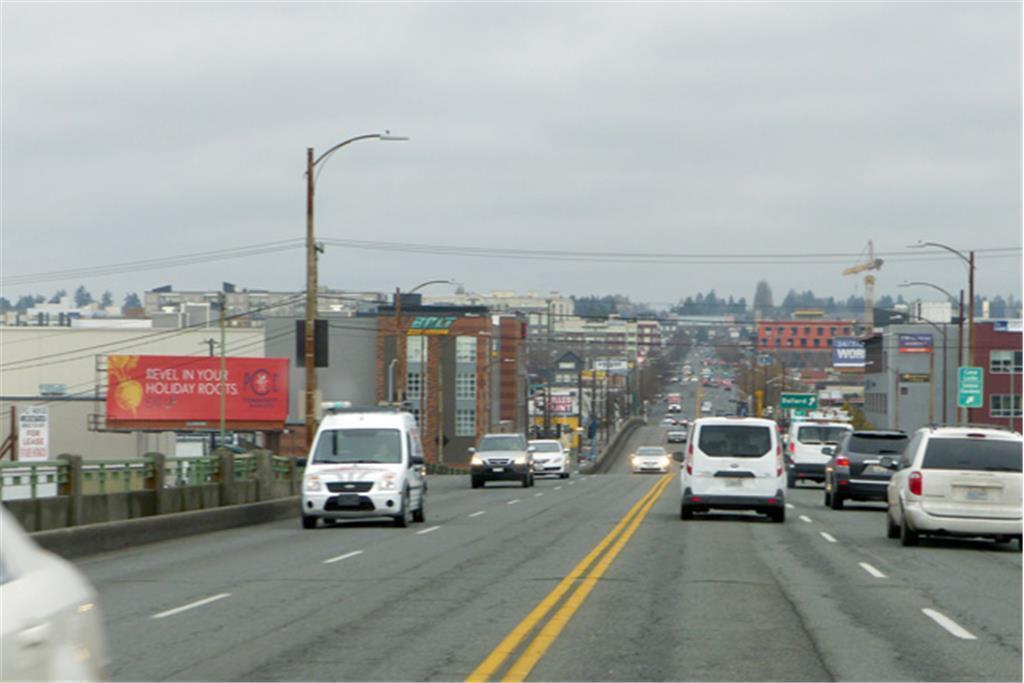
[376,302,526,464]
[967,320,1022,431]
[757,320,856,352]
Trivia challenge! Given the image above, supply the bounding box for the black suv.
[823,430,909,510]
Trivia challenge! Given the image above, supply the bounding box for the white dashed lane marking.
[417,525,441,535]
[323,550,364,565]
[151,593,231,619]
[859,562,886,579]
[922,608,977,640]
[820,532,838,543]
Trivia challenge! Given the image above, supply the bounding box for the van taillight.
[789,442,796,453]
[909,471,922,496]
[686,461,693,475]
[776,443,783,476]
[688,441,694,456]
[836,456,850,468]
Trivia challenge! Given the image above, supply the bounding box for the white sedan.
[1,508,110,681]
[528,439,572,478]
[632,446,672,474]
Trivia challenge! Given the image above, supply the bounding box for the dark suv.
[823,430,909,510]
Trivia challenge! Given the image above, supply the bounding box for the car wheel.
[471,476,482,489]
[886,510,900,539]
[824,488,832,507]
[561,472,569,479]
[393,491,411,528]
[769,508,785,523]
[786,470,796,489]
[301,515,317,529]
[1017,537,1023,553]
[899,509,918,546]
[521,475,530,488]
[680,503,694,520]
[829,492,844,510]
[412,491,426,523]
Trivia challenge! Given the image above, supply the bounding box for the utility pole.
[304,147,318,449]
[968,250,975,373]
[218,292,227,449]
[958,289,965,424]
[395,287,404,404]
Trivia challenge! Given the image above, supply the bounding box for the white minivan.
[676,417,786,522]
[301,405,426,529]
[885,426,1022,549]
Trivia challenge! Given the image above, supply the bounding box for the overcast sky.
[2,1,1021,309]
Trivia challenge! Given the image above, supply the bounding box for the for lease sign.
[106,355,289,424]
[17,406,49,461]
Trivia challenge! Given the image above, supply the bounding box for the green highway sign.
[780,393,817,410]
[957,367,984,408]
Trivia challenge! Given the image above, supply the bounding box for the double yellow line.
[467,473,675,683]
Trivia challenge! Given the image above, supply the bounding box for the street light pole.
[303,132,408,448]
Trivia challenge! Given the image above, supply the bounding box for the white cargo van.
[301,405,426,529]
[785,420,852,487]
[675,417,785,522]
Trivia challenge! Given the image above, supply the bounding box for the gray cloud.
[2,2,1020,306]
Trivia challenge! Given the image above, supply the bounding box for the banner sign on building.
[994,320,1023,333]
[409,316,457,335]
[530,389,579,416]
[17,406,49,461]
[898,334,933,354]
[105,355,289,429]
[593,359,630,374]
[832,338,865,368]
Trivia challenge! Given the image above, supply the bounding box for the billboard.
[593,359,630,374]
[17,406,49,461]
[530,389,579,416]
[898,334,933,353]
[832,338,865,368]
[106,355,289,429]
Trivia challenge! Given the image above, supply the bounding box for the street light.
[304,132,408,447]
[907,241,975,371]
[899,280,964,422]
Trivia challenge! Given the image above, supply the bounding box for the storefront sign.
[898,334,933,353]
[408,316,457,335]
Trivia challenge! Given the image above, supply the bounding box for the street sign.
[17,406,49,461]
[957,367,984,408]
[756,354,773,367]
[780,393,817,410]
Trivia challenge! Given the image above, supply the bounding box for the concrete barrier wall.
[31,497,300,560]
[592,417,647,474]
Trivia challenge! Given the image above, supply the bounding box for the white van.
[785,420,853,487]
[301,406,426,529]
[676,417,785,522]
[885,426,1022,548]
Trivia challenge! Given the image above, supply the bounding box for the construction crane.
[842,240,884,332]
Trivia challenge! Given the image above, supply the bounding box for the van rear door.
[918,437,1022,520]
[691,424,778,497]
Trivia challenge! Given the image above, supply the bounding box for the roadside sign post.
[957,367,984,411]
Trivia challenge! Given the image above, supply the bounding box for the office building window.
[455,408,476,436]
[990,350,1023,374]
[990,395,1022,418]
[410,408,422,427]
[761,338,769,346]
[817,327,824,335]
[800,338,808,347]
[813,339,821,347]
[455,373,477,400]
[406,335,426,363]
[406,372,422,400]
[456,336,477,364]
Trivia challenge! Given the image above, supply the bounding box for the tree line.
[0,287,142,314]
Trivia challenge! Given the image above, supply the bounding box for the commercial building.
[375,299,527,465]
[421,290,572,337]
[757,320,856,352]
[967,320,1022,431]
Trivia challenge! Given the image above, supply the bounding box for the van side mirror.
[821,446,836,456]
[672,452,685,463]
[410,455,425,468]
[468,447,476,454]
[295,457,307,468]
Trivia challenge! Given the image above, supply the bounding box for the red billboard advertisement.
[106,355,289,429]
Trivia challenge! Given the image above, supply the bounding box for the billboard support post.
[219,292,227,448]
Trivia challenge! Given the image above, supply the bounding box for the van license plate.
[964,487,990,501]
[336,494,361,507]
[491,467,504,473]
[724,478,743,487]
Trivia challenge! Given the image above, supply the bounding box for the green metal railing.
[81,459,155,494]
[163,457,220,487]
[271,455,293,480]
[0,461,69,500]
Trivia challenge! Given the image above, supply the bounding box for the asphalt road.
[75,362,1020,681]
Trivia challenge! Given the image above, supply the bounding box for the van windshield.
[698,426,772,458]
[923,439,1022,472]
[797,426,851,445]
[313,428,402,464]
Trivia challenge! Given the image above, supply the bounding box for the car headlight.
[514,454,528,465]
[470,454,483,466]
[304,475,322,493]
[377,474,398,491]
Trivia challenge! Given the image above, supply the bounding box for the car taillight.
[789,442,796,453]
[686,461,693,475]
[836,456,850,468]
[909,471,922,496]
[776,443,783,476]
